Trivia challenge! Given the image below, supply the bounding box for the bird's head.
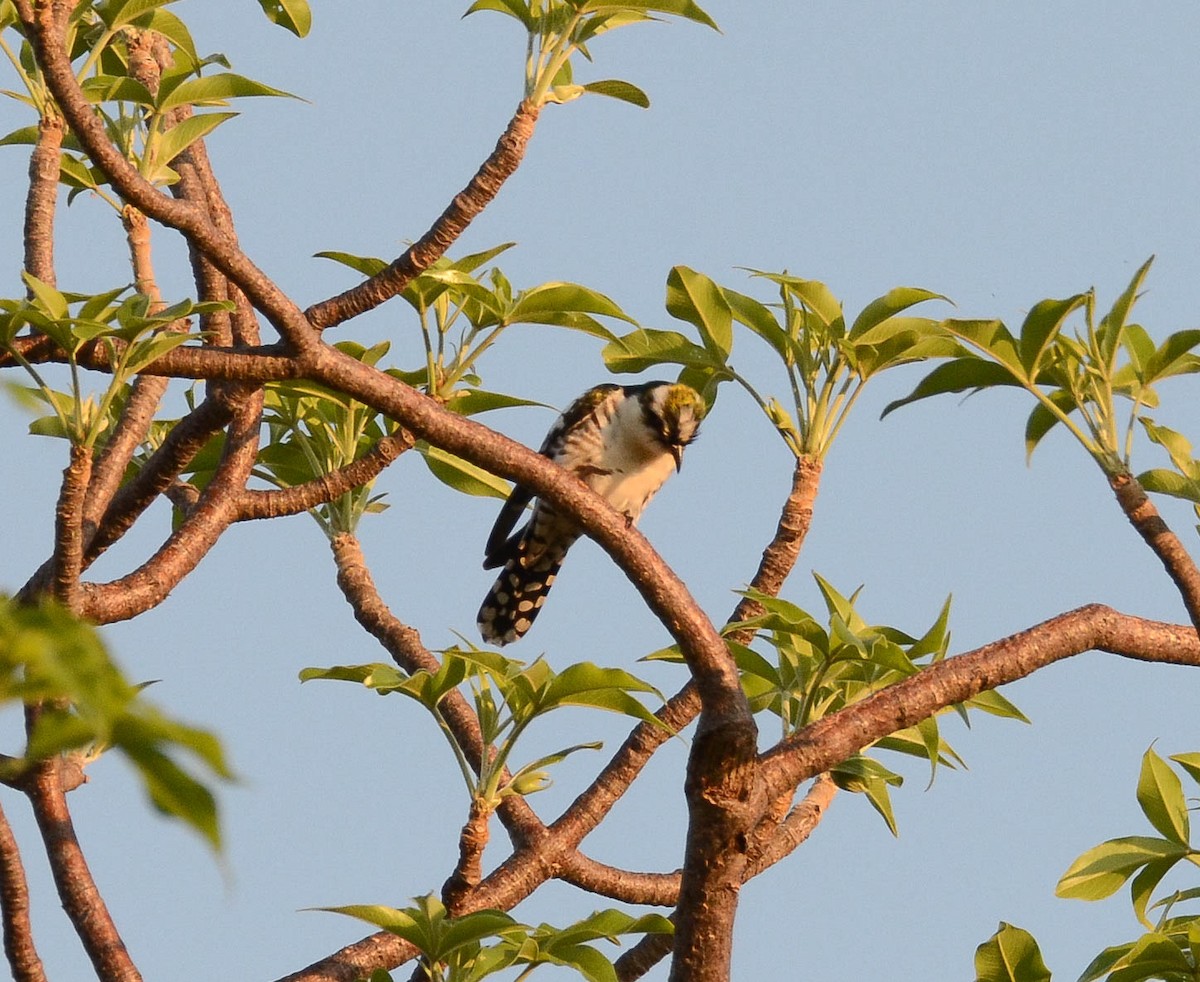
[640,382,705,470]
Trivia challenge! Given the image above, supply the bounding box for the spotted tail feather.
[477,548,567,646]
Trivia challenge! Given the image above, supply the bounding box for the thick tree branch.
[304,102,541,331]
[549,456,824,847]
[1111,472,1200,630]
[0,798,46,982]
[760,605,1200,798]
[0,334,298,382]
[441,798,490,912]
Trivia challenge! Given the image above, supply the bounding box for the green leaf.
[21,271,68,319]
[882,357,1023,417]
[1024,389,1079,461]
[257,0,312,36]
[582,78,650,107]
[1056,836,1189,901]
[464,0,534,29]
[157,73,298,112]
[722,287,790,359]
[1130,858,1176,929]
[665,266,733,359]
[153,112,237,167]
[1169,753,1200,787]
[580,1,719,31]
[601,328,720,375]
[973,923,1051,982]
[417,443,511,499]
[1137,747,1190,845]
[314,250,388,277]
[849,286,947,339]
[1017,294,1087,377]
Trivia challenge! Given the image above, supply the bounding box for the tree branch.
[79,393,262,624]
[304,102,541,330]
[0,798,46,982]
[236,433,414,522]
[1111,472,1200,630]
[759,605,1200,799]
[24,761,141,981]
[23,114,63,286]
[50,446,92,609]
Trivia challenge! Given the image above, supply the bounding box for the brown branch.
[24,761,141,981]
[0,333,298,382]
[615,926,675,982]
[236,433,414,522]
[760,605,1200,799]
[1111,472,1200,630]
[550,455,824,846]
[557,853,680,906]
[79,392,263,624]
[305,101,541,331]
[50,446,92,609]
[441,798,491,912]
[0,798,46,982]
[745,773,836,878]
[23,113,63,286]
[327,534,544,847]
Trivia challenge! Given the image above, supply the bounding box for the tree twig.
[0,798,47,982]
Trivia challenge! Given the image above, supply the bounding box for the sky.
[3,2,1200,980]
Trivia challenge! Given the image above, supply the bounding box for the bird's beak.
[671,445,683,471]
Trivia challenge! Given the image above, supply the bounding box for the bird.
[477,381,705,646]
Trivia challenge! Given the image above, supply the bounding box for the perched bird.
[477,381,705,646]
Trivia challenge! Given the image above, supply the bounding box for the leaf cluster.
[887,259,1200,479]
[301,647,666,810]
[651,575,1026,833]
[602,266,953,458]
[463,0,717,107]
[317,895,671,982]
[2,276,215,446]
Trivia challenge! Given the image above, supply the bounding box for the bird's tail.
[477,547,567,646]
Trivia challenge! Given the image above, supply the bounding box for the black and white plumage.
[477,381,705,646]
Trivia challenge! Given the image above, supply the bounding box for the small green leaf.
[582,79,650,108]
[257,0,312,36]
[1137,747,1190,845]
[417,443,511,499]
[882,357,1023,417]
[1017,294,1087,377]
[602,328,721,375]
[666,266,733,359]
[973,923,1051,982]
[153,111,237,168]
[1056,836,1188,901]
[849,286,947,339]
[157,73,297,112]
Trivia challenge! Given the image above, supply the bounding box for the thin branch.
[304,102,541,331]
[0,798,47,982]
[79,393,263,624]
[1111,472,1200,630]
[745,773,836,878]
[556,853,679,906]
[23,113,63,286]
[760,605,1200,798]
[327,533,544,848]
[441,798,490,912]
[236,432,414,522]
[50,445,92,609]
[24,761,141,981]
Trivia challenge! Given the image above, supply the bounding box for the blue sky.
[3,3,1200,979]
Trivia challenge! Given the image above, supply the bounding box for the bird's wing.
[481,384,623,569]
